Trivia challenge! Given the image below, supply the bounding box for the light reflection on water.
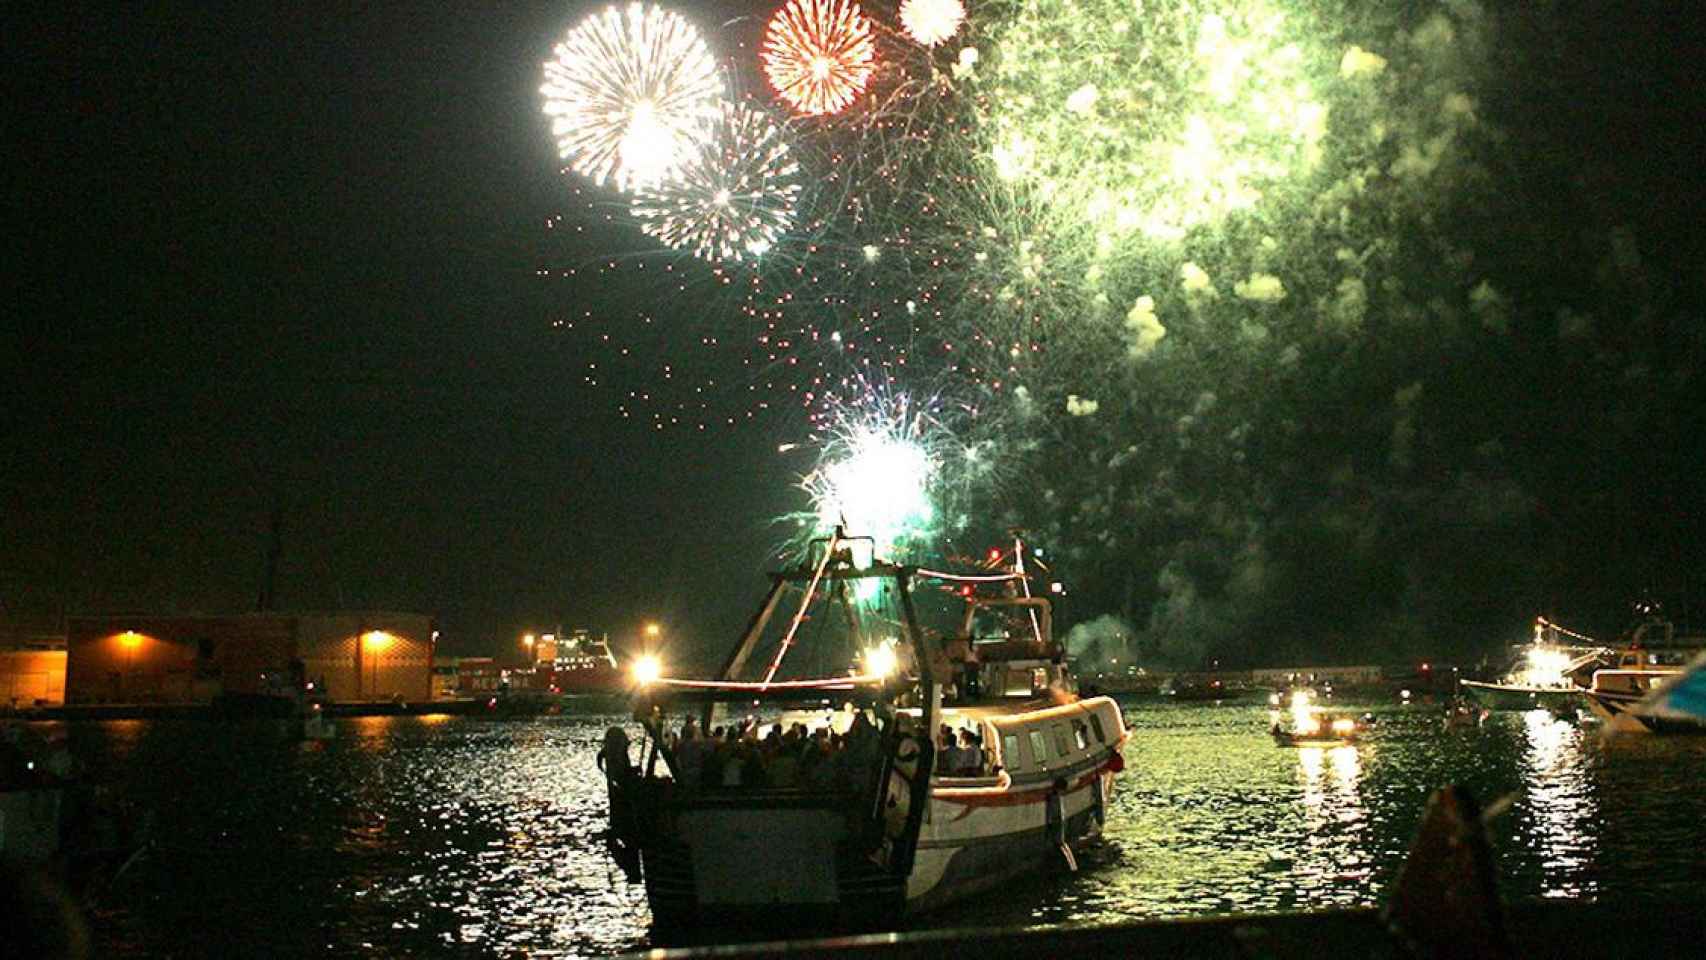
[1517,710,1598,898]
[48,698,1706,956]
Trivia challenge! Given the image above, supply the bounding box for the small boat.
[299,703,337,740]
[1441,700,1484,731]
[604,530,1125,929]
[1269,690,1360,746]
[1271,721,1360,747]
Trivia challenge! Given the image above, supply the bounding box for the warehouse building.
[64,612,434,704]
[1,616,68,708]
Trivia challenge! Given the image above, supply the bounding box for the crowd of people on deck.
[644,713,994,791]
[666,713,885,791]
[936,723,990,777]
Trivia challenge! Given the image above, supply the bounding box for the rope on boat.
[915,569,1026,583]
[1536,616,1601,645]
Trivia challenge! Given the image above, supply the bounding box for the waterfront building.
[0,615,68,708]
[64,612,435,704]
[1249,665,1386,688]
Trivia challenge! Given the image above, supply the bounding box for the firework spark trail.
[541,3,723,192]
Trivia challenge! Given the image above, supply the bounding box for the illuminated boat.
[1460,617,1610,712]
[603,530,1125,928]
[1269,689,1360,746]
[1579,617,1706,728]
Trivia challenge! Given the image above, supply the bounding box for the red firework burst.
[761,0,876,116]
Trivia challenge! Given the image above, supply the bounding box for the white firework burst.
[540,3,723,192]
[630,102,802,262]
[898,0,965,47]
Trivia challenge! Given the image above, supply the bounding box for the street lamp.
[362,631,392,699]
[644,623,661,639]
[118,631,143,701]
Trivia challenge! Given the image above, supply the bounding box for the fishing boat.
[602,530,1125,928]
[1579,617,1706,727]
[1460,617,1611,712]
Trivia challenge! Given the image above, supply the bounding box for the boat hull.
[907,766,1112,913]
[638,792,905,930]
[1272,732,1358,748]
[1459,681,1578,712]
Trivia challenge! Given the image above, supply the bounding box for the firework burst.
[898,0,965,47]
[803,418,936,559]
[630,103,803,262]
[541,3,723,192]
[762,0,877,116]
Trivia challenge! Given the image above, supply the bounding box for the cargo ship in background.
[533,629,626,695]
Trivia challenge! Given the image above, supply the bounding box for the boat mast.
[760,527,845,686]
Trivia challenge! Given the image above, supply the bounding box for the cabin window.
[1028,730,1049,767]
[1053,725,1071,758]
[1088,714,1106,743]
[1002,733,1021,770]
[1073,721,1089,751]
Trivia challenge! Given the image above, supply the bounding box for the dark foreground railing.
[625,899,1700,960]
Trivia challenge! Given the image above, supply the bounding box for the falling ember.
[762,0,876,116]
[541,3,723,192]
[631,102,803,262]
[898,0,965,47]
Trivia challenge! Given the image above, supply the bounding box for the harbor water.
[37,697,1706,956]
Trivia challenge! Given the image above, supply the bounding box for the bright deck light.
[1522,646,1572,687]
[863,643,899,679]
[632,654,663,686]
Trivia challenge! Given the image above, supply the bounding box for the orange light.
[117,631,144,649]
[362,630,394,651]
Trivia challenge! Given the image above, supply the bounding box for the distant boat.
[1461,617,1610,712]
[1269,689,1361,746]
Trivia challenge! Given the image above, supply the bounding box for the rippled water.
[36,696,1706,956]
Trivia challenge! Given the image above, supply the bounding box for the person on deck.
[674,721,706,788]
[597,727,635,784]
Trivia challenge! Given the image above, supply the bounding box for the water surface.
[41,696,1706,956]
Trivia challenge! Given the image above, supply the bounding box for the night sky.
[7,1,1704,664]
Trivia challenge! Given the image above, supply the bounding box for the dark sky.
[7,1,794,659]
[6,1,1704,661]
